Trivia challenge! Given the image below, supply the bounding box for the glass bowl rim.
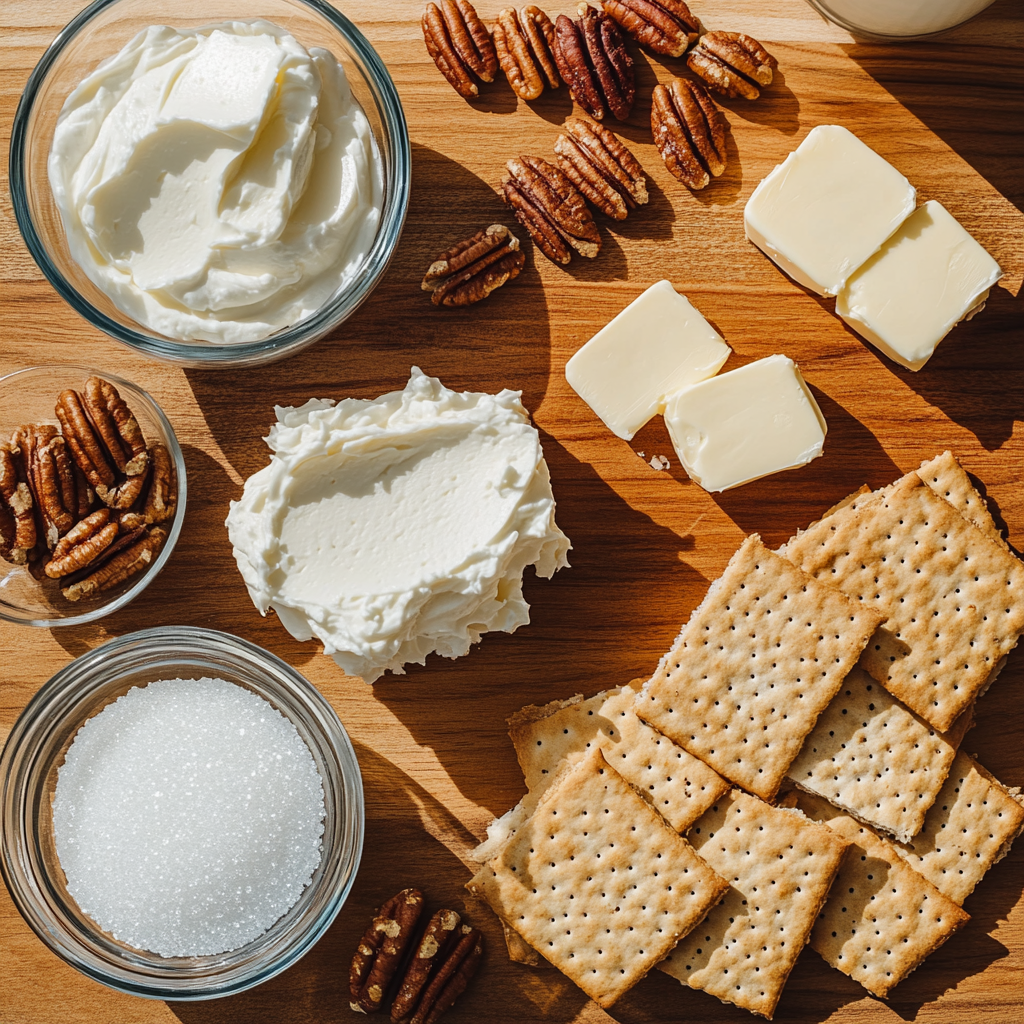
[0,624,365,1000]
[0,363,187,629]
[9,0,412,368]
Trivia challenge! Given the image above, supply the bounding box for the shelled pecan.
[61,527,165,602]
[350,888,425,1014]
[554,116,647,220]
[44,509,118,579]
[0,441,36,564]
[602,0,699,57]
[687,31,776,100]
[503,155,601,264]
[553,3,635,122]
[56,377,149,510]
[651,77,726,189]
[141,443,177,524]
[493,7,560,101]
[402,925,483,1024]
[422,0,498,99]
[391,909,462,1022]
[422,224,526,306]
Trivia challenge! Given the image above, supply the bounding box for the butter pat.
[664,355,827,493]
[744,125,916,296]
[836,201,1002,371]
[565,281,731,440]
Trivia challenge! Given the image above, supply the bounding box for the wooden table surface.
[2,1,1022,1022]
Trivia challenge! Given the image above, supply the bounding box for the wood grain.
[1,2,1022,1023]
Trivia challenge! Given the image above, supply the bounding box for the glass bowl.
[0,626,364,1000]
[10,0,410,368]
[0,364,186,628]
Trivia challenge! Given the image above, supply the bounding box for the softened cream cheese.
[226,369,571,682]
[48,21,382,344]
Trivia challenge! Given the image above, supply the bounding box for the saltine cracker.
[638,535,885,800]
[784,473,1024,732]
[509,680,730,833]
[467,749,730,1008]
[787,667,968,842]
[894,750,1024,905]
[789,791,969,998]
[660,790,849,1019]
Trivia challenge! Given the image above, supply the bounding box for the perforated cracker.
[660,790,849,1019]
[509,680,730,833]
[637,535,885,800]
[466,748,730,1008]
[916,451,1006,548]
[784,473,1024,732]
[893,750,1024,905]
[790,790,969,998]
[787,667,966,843]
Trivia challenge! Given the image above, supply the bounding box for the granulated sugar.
[52,677,325,957]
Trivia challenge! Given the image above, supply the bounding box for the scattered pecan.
[422,224,525,306]
[44,509,118,579]
[141,443,177,524]
[602,0,699,57]
[391,909,462,1023]
[56,378,149,510]
[0,441,36,564]
[422,0,498,99]
[406,925,483,1024]
[553,3,635,122]
[687,31,776,100]
[651,77,726,189]
[502,155,601,264]
[350,888,426,1015]
[554,116,647,220]
[494,7,560,101]
[61,527,165,602]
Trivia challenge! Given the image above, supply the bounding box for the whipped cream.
[48,21,382,344]
[226,369,571,682]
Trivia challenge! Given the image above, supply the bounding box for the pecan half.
[422,1,498,99]
[0,441,36,564]
[407,925,483,1024]
[651,77,726,189]
[503,155,601,264]
[554,116,647,220]
[602,0,699,57]
[57,379,149,510]
[687,31,776,100]
[391,909,462,1023]
[423,224,526,306]
[494,7,560,101]
[32,435,78,547]
[61,526,165,602]
[553,3,635,122]
[44,509,118,579]
[350,888,425,1014]
[141,443,177,524]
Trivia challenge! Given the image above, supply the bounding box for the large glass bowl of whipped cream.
[10,0,410,368]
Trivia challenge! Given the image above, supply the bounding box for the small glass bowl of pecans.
[0,365,184,627]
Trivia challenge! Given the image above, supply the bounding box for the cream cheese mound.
[48,20,382,344]
[226,369,571,682]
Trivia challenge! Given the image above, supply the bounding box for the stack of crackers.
[466,452,1024,1018]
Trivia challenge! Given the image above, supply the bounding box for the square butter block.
[745,125,916,296]
[663,354,826,493]
[565,280,730,440]
[836,200,1002,371]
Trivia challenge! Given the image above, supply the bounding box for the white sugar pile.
[52,677,325,958]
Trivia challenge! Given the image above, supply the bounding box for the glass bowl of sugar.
[0,626,363,999]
